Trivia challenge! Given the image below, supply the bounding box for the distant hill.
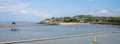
[40,15,120,25]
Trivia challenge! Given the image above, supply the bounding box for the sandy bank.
[59,23,90,25]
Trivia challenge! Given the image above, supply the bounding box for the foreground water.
[18,33,120,44]
[0,24,120,44]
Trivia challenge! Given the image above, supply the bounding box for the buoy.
[76,27,78,30]
[11,28,14,31]
[93,37,97,43]
[11,28,20,31]
[90,32,95,35]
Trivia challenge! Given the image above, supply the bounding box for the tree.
[63,17,72,22]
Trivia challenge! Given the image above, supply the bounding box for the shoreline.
[0,23,119,28]
[0,24,44,28]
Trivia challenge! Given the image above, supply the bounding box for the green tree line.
[42,15,120,24]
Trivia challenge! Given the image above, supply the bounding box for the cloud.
[0,0,17,6]
[95,10,109,15]
[0,0,16,2]
[88,9,120,16]
[99,10,109,14]
[21,10,27,14]
[0,3,29,13]
[0,0,51,18]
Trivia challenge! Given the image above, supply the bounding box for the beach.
[59,23,90,25]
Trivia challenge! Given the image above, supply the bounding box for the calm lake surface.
[0,24,120,44]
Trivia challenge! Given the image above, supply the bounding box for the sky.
[0,0,120,22]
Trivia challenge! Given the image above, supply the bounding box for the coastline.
[0,22,119,28]
[0,24,44,28]
[0,23,90,27]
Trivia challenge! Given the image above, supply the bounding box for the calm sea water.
[0,24,120,44]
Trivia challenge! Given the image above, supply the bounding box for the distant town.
[40,15,120,25]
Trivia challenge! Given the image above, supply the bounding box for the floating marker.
[11,28,14,31]
[11,28,20,31]
[93,37,97,43]
[76,27,78,30]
